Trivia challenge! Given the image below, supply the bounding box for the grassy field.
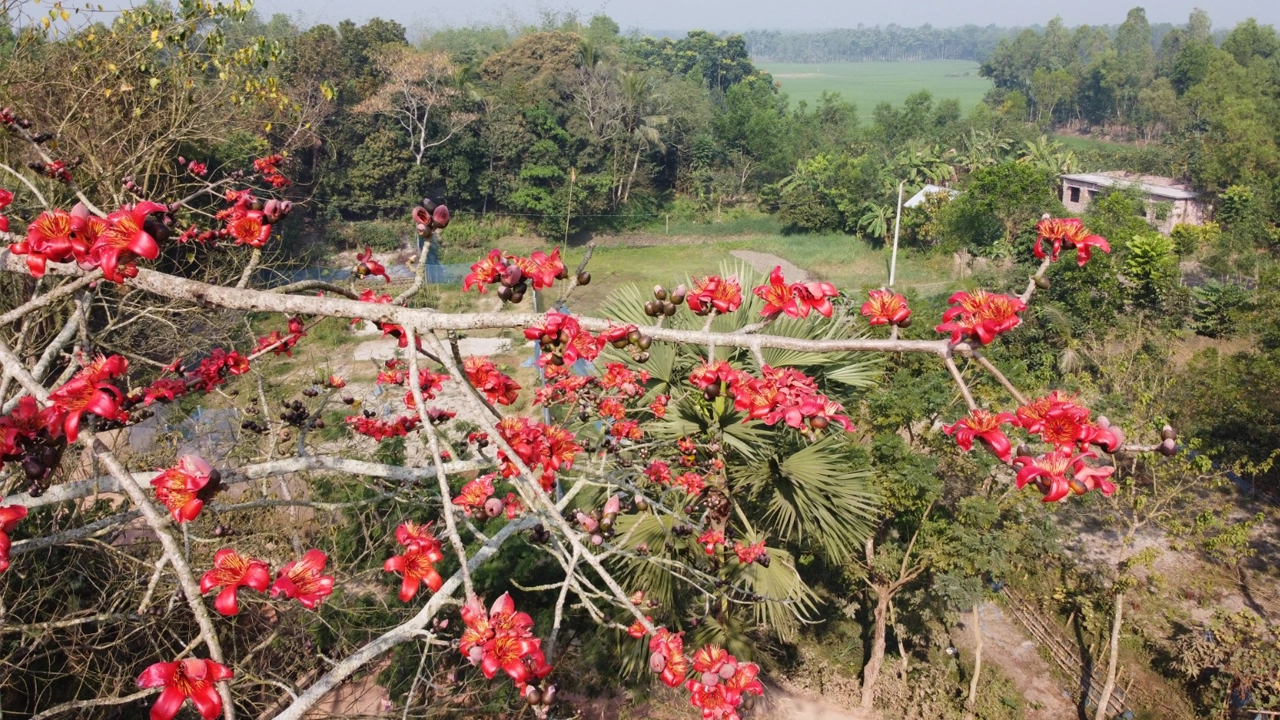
[549,234,958,315]
[759,60,991,116]
[1051,133,1136,152]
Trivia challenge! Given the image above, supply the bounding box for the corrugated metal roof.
[904,184,959,208]
[1061,173,1200,200]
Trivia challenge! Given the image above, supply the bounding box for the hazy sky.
[251,0,1279,33]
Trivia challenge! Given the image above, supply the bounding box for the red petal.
[399,576,419,602]
[189,683,223,720]
[244,563,271,592]
[137,662,176,688]
[150,686,187,720]
[214,586,241,616]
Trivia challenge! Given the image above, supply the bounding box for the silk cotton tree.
[0,94,1173,720]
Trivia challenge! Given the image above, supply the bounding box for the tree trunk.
[860,589,891,709]
[1094,591,1124,720]
[623,146,641,204]
[967,603,984,714]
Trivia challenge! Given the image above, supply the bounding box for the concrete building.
[1060,172,1207,234]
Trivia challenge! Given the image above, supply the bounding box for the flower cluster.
[199,549,270,616]
[150,455,223,524]
[686,275,743,315]
[943,393,1123,502]
[733,540,769,565]
[252,154,291,188]
[8,201,170,282]
[0,504,28,574]
[384,521,445,601]
[1017,391,1123,452]
[861,289,912,326]
[1035,216,1111,267]
[648,627,691,687]
[269,549,335,609]
[463,247,567,299]
[214,190,291,248]
[494,416,581,491]
[752,266,839,319]
[464,356,521,406]
[187,348,251,394]
[460,593,552,690]
[685,645,764,720]
[345,414,421,441]
[731,365,854,433]
[254,317,306,357]
[936,290,1026,345]
[697,529,725,555]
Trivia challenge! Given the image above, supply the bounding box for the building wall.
[1060,179,1206,235]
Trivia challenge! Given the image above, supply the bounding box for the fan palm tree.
[591,261,882,655]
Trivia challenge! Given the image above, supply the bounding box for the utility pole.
[564,167,576,245]
[889,180,905,287]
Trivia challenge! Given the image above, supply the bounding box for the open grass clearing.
[758,60,990,116]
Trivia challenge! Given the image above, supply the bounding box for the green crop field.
[759,60,991,117]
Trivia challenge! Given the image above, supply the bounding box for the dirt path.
[730,250,811,282]
[761,685,879,720]
[953,602,1077,720]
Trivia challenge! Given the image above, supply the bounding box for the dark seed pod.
[637,336,652,350]
[497,286,513,302]
[897,316,912,329]
[543,684,558,706]
[635,352,649,363]
[643,301,658,317]
[653,285,668,301]
[1016,444,1033,458]
[1159,438,1178,456]
[663,301,677,317]
[1161,424,1176,441]
[576,271,591,286]
[1035,275,1051,289]
[421,197,437,213]
[627,329,642,344]
[809,416,829,430]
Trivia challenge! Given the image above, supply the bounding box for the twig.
[944,352,978,411]
[972,352,1028,406]
[406,327,474,599]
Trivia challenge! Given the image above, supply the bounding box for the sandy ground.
[953,603,1077,720]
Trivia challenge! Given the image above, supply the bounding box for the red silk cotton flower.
[150,455,220,524]
[453,474,496,517]
[270,549,335,609]
[935,290,1025,345]
[464,356,521,406]
[8,209,87,278]
[943,409,1018,463]
[0,187,11,232]
[686,275,743,315]
[46,354,128,442]
[648,628,691,688]
[860,289,912,326]
[1034,216,1111,267]
[200,549,270,616]
[752,266,838,319]
[385,524,445,601]
[136,658,233,720]
[354,246,390,283]
[90,201,166,283]
[1014,450,1116,502]
[0,504,29,574]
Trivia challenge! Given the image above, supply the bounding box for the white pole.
[889,180,905,287]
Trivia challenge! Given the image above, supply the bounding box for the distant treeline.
[743,22,1231,63]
